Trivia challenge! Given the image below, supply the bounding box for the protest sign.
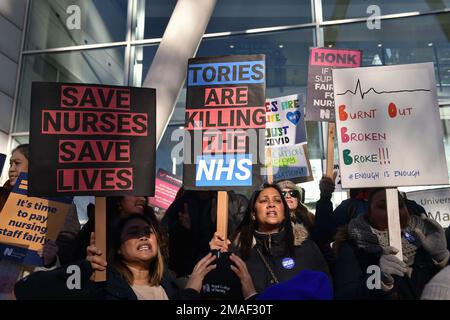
[0,173,72,266]
[265,94,312,183]
[184,55,266,190]
[28,82,156,197]
[148,169,182,211]
[406,188,450,228]
[322,160,345,192]
[334,62,449,189]
[305,48,362,122]
[271,143,313,183]
[265,94,306,147]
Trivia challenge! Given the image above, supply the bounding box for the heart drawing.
[286,111,301,125]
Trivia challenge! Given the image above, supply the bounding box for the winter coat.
[334,231,444,300]
[14,260,198,300]
[163,191,248,277]
[239,226,331,293]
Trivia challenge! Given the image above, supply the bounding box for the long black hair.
[231,183,294,260]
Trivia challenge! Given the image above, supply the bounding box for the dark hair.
[106,196,168,261]
[110,214,165,286]
[12,144,29,160]
[231,183,294,260]
[367,187,408,216]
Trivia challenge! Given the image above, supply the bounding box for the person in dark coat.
[0,144,80,268]
[70,196,158,263]
[15,214,215,300]
[277,177,336,255]
[327,188,427,243]
[333,188,449,300]
[211,183,331,295]
[163,190,248,277]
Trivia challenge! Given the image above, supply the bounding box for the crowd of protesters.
[1,144,449,300]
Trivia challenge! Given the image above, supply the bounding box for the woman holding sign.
[87,214,217,300]
[1,144,29,210]
[211,183,331,294]
[333,188,449,300]
[0,144,80,268]
[15,213,216,300]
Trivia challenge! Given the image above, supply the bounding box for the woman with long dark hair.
[211,183,331,294]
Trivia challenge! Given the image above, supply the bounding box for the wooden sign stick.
[326,122,336,178]
[266,148,274,184]
[216,191,229,243]
[386,188,403,260]
[94,197,107,282]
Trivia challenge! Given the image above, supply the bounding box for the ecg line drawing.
[336,79,430,99]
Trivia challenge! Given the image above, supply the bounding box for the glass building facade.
[8,0,450,206]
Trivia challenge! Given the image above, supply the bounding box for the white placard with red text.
[333,63,448,188]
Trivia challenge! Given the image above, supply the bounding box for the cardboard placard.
[305,47,362,122]
[334,63,449,188]
[148,169,182,211]
[0,173,72,266]
[184,55,266,189]
[29,82,156,197]
[265,94,312,183]
[265,94,306,147]
[270,143,313,183]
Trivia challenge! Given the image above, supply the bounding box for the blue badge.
[404,231,416,244]
[282,257,295,270]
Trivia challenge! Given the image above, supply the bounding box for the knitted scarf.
[347,214,426,266]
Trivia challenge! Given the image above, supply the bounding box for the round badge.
[281,257,295,270]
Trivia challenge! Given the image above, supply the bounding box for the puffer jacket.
[240,226,331,293]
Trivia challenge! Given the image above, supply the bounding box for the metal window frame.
[9,0,450,156]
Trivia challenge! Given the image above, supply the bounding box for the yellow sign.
[0,173,71,256]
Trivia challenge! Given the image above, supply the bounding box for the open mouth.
[135,202,145,210]
[266,211,278,217]
[137,244,151,251]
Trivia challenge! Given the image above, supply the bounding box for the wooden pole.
[326,122,336,178]
[386,188,403,260]
[216,191,229,241]
[94,197,107,282]
[266,147,274,184]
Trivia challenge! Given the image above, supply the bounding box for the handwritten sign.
[305,48,362,122]
[184,55,266,189]
[28,82,156,196]
[0,173,72,266]
[334,63,448,188]
[265,94,306,147]
[271,143,313,183]
[406,188,450,228]
[148,169,182,211]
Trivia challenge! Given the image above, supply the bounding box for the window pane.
[141,0,312,39]
[129,45,158,87]
[440,105,450,179]
[323,13,450,102]
[206,0,312,33]
[25,0,128,50]
[322,0,450,21]
[14,47,125,132]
